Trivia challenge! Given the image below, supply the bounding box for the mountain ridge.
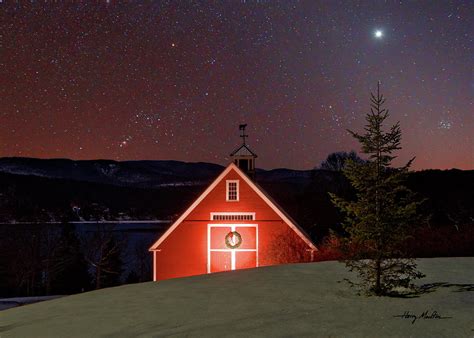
[0,157,472,229]
[0,157,316,188]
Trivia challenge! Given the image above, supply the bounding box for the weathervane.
[239,124,248,145]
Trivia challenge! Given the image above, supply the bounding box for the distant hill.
[0,157,472,236]
[0,157,317,188]
[0,157,319,224]
[0,157,224,188]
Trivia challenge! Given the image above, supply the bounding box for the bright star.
[374,30,383,39]
[438,119,453,130]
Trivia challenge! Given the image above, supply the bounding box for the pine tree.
[50,223,91,294]
[330,83,426,296]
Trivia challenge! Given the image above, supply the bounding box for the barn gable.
[149,162,316,251]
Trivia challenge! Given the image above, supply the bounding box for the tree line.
[0,223,151,297]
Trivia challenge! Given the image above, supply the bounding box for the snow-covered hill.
[1,258,473,337]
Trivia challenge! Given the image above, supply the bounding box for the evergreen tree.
[125,270,140,284]
[330,83,426,296]
[50,223,91,294]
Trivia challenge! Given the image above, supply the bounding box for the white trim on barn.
[210,212,256,221]
[149,162,317,251]
[150,164,236,251]
[153,250,157,281]
[207,223,258,273]
[226,179,239,201]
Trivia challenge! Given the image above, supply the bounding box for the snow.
[1,258,473,337]
[0,296,63,311]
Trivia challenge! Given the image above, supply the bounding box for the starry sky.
[1,1,473,170]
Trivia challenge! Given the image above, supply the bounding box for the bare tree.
[82,224,126,289]
[318,151,365,171]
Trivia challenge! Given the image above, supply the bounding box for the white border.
[207,223,258,274]
[226,180,239,201]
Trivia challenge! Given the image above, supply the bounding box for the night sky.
[1,1,472,170]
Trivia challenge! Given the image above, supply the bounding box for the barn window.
[226,180,239,201]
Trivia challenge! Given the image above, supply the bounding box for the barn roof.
[149,162,317,251]
[230,144,257,158]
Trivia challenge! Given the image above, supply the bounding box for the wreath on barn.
[225,231,242,249]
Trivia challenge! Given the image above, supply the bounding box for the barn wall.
[187,170,281,221]
[258,221,312,266]
[153,168,313,281]
[154,221,207,280]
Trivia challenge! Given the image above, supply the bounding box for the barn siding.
[154,221,207,280]
[186,170,281,221]
[153,166,314,281]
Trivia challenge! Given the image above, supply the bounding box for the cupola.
[230,124,257,179]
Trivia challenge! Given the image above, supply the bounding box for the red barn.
[149,135,317,281]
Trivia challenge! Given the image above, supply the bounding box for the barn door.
[208,224,258,273]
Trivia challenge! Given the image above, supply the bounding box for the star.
[0,2,471,170]
[438,119,453,130]
[119,136,133,148]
